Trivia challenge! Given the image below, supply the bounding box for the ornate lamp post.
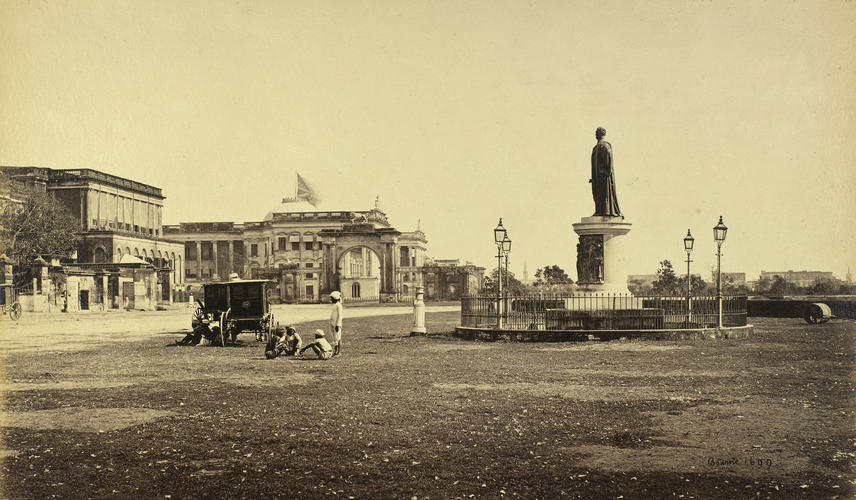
[502,234,512,293]
[494,218,507,328]
[683,229,694,325]
[502,233,511,325]
[713,216,728,328]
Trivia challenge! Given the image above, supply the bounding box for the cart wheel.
[220,308,231,346]
[267,313,275,343]
[10,302,22,321]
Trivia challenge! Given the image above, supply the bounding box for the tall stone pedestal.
[572,216,632,294]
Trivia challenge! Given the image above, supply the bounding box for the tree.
[0,184,81,265]
[651,260,680,295]
[754,276,772,294]
[807,278,839,296]
[534,265,574,287]
[767,276,796,297]
[481,267,525,295]
[675,274,714,296]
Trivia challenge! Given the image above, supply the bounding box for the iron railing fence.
[342,295,380,304]
[460,293,747,330]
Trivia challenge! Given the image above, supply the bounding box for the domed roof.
[263,198,320,220]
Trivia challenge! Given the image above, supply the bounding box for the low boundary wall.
[453,324,753,342]
[748,298,856,320]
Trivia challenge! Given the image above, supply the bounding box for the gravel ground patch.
[1,313,853,499]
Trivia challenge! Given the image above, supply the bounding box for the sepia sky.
[1,0,854,282]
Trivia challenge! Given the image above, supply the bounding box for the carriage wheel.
[219,308,231,346]
[266,313,275,343]
[9,302,22,321]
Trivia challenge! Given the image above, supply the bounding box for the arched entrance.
[337,246,381,301]
[93,247,107,263]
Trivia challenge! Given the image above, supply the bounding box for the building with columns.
[1,166,185,304]
[0,167,184,311]
[163,198,428,303]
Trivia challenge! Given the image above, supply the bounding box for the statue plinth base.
[572,216,632,295]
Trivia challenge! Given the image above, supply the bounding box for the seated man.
[296,329,333,360]
[265,325,302,359]
[177,304,215,346]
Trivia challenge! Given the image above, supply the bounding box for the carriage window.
[246,285,261,300]
[231,285,246,300]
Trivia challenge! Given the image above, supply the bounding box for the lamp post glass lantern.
[713,216,728,328]
[502,234,511,297]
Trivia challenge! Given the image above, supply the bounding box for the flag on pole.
[296,173,319,207]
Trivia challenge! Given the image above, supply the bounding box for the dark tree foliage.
[651,260,680,295]
[534,265,574,287]
[481,267,525,295]
[0,184,81,265]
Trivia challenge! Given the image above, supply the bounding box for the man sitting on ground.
[177,303,217,346]
[296,329,333,360]
[265,325,302,359]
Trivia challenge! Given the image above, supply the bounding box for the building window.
[278,237,287,250]
[306,273,314,279]
[403,274,409,282]
[291,242,299,251]
[352,282,361,298]
[305,284,314,297]
[202,244,212,260]
[305,263,313,268]
[250,244,258,257]
[304,242,313,251]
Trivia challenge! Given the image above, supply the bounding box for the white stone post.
[410,286,427,336]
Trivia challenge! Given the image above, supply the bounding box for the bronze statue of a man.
[590,127,623,217]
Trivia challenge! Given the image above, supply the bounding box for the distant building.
[421,259,484,301]
[1,166,185,307]
[759,270,835,288]
[521,261,532,285]
[164,197,428,303]
[1,166,187,310]
[627,274,657,289]
[720,272,746,285]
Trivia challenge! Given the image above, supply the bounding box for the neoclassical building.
[1,166,186,301]
[163,198,428,303]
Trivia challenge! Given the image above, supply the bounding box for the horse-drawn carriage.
[192,279,275,346]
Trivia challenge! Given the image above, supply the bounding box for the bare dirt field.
[1,312,854,499]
